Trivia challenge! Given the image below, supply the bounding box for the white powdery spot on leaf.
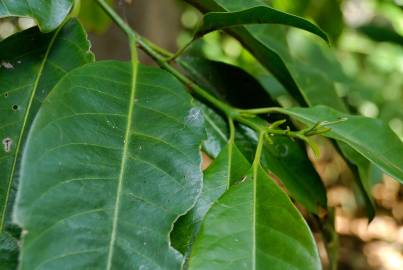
[185,107,204,128]
[1,61,14,69]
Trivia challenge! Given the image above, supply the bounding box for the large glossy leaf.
[280,105,403,183]
[172,144,250,255]
[188,166,321,270]
[0,0,74,32]
[14,61,205,269]
[0,18,93,266]
[194,6,328,43]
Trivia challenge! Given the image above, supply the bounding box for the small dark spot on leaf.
[4,92,8,97]
[12,105,18,111]
[2,138,12,153]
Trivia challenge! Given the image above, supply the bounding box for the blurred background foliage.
[0,0,402,269]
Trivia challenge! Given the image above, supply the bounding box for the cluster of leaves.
[0,0,402,269]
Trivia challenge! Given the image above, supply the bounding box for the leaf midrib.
[105,45,139,269]
[0,24,63,232]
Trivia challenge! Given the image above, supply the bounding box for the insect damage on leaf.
[2,138,12,153]
[1,61,14,69]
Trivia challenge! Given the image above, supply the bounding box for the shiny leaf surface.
[14,61,204,269]
[172,144,249,256]
[188,166,321,270]
[282,105,403,182]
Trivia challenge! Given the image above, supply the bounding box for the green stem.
[253,132,265,170]
[96,0,237,119]
[168,38,194,62]
[141,37,173,58]
[238,107,284,115]
[228,117,235,144]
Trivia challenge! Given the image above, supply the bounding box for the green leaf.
[14,61,205,269]
[236,125,327,214]
[358,23,403,46]
[195,6,328,43]
[0,230,18,270]
[197,102,228,158]
[188,166,321,270]
[337,142,376,220]
[0,19,93,265]
[272,0,310,15]
[0,0,74,32]
[172,144,250,256]
[178,56,276,108]
[288,62,347,111]
[281,105,403,183]
[287,30,348,83]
